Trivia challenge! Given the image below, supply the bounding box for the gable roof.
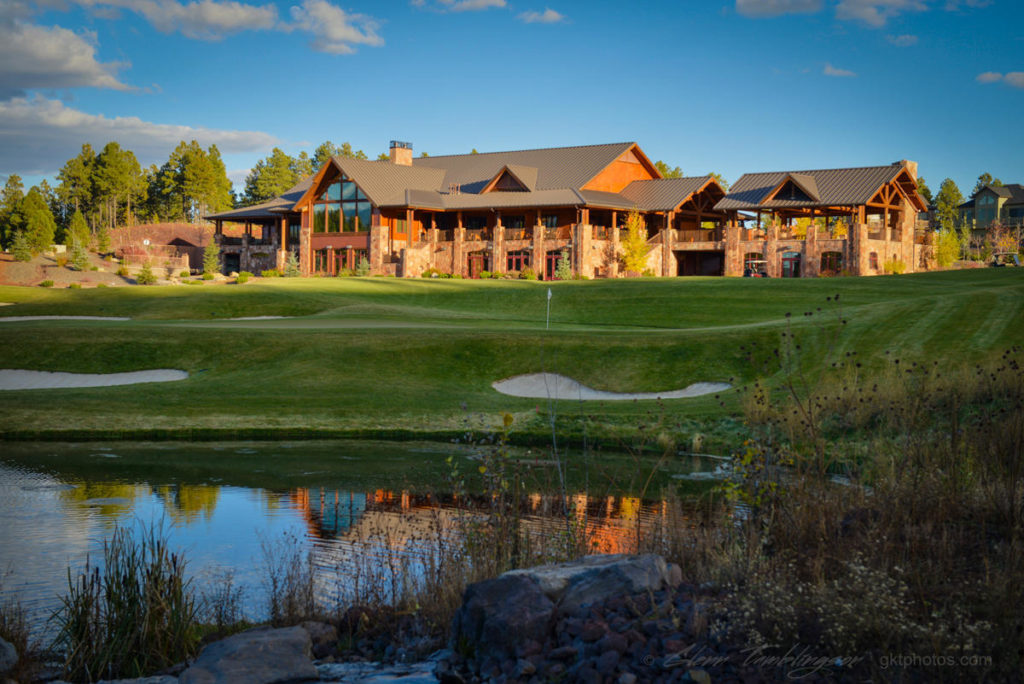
[411,142,636,193]
[764,173,821,203]
[715,163,921,211]
[620,176,719,212]
[481,164,538,193]
[206,178,313,221]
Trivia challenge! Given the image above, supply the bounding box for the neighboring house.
[113,222,225,272]
[206,142,927,278]
[714,162,929,276]
[958,184,1024,230]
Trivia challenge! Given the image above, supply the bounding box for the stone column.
[369,224,386,274]
[805,223,818,278]
[532,219,544,276]
[579,222,594,278]
[493,212,504,274]
[723,219,741,276]
[900,201,916,272]
[766,223,780,278]
[609,225,620,278]
[454,226,466,277]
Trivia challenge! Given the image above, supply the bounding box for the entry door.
[545,250,564,280]
[781,252,801,278]
[223,253,240,274]
[468,252,488,278]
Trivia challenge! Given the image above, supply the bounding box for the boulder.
[178,625,317,684]
[97,678,178,684]
[450,574,554,659]
[0,637,16,676]
[504,553,673,614]
[300,621,338,659]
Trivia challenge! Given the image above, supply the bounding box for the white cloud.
[824,62,857,77]
[978,71,1024,89]
[73,0,278,40]
[836,0,926,27]
[519,8,564,23]
[736,0,821,18]
[432,0,507,11]
[288,0,383,54]
[0,19,131,98]
[0,95,279,176]
[886,33,918,46]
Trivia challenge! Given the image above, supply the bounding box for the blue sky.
[1,0,1021,197]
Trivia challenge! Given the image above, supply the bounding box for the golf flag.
[547,288,552,300]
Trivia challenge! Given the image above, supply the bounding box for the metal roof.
[410,142,636,193]
[620,176,715,211]
[715,163,911,211]
[331,157,446,207]
[206,178,313,221]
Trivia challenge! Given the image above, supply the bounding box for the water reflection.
[0,443,715,636]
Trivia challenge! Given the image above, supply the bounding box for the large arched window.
[314,174,372,233]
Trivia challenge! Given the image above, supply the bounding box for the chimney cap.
[390,140,412,150]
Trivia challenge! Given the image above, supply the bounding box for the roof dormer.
[763,173,821,203]
[481,164,538,193]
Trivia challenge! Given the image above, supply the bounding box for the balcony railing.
[544,226,571,240]
[592,225,611,240]
[503,227,530,241]
[676,229,722,243]
[464,228,490,242]
[217,235,244,246]
[437,229,455,242]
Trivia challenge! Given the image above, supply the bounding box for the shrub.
[451,273,463,279]
[39,280,54,287]
[934,228,962,267]
[179,270,190,278]
[12,231,32,262]
[260,269,281,278]
[68,283,81,289]
[479,270,491,279]
[555,250,572,280]
[90,266,98,271]
[883,258,906,274]
[421,268,440,278]
[116,266,129,277]
[621,208,648,275]
[336,267,355,277]
[136,262,157,285]
[55,254,69,268]
[96,283,108,288]
[355,257,370,277]
[202,272,215,281]
[236,271,253,284]
[284,251,300,277]
[489,271,503,279]
[641,268,656,277]
[202,241,219,276]
[185,279,203,286]
[519,267,537,280]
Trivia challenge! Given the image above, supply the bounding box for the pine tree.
[17,187,57,255]
[355,256,370,276]
[284,251,300,277]
[203,240,220,275]
[136,261,157,285]
[621,208,649,275]
[554,249,572,280]
[312,141,343,169]
[70,235,90,271]
[934,178,964,231]
[916,177,934,206]
[243,148,299,205]
[67,209,90,249]
[0,174,24,249]
[96,223,110,254]
[11,230,31,261]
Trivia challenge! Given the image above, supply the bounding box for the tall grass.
[51,523,199,682]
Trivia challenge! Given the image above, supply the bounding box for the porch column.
[610,221,620,278]
[454,211,465,277]
[532,211,544,276]
[662,212,674,277]
[494,211,504,274]
[278,216,287,270]
[766,220,780,278]
[724,214,741,276]
[406,208,415,244]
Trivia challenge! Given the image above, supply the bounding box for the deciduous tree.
[621,208,649,275]
[655,160,682,178]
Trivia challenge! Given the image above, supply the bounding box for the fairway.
[0,269,1021,443]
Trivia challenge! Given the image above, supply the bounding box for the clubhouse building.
[207,141,930,279]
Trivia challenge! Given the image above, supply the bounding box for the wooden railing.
[504,228,530,241]
[217,236,243,246]
[465,228,489,242]
[675,229,722,242]
[592,225,611,240]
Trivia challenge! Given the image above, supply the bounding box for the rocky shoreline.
[1,554,865,684]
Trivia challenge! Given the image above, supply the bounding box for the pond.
[0,440,721,637]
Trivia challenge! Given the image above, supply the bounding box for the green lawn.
[0,270,1021,444]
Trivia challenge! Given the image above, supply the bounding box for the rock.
[666,563,684,588]
[596,649,620,675]
[598,631,628,655]
[548,645,578,661]
[97,678,178,684]
[580,620,606,642]
[0,638,16,675]
[515,658,536,677]
[450,574,554,659]
[300,620,338,659]
[318,660,438,683]
[504,554,673,614]
[179,625,318,684]
[618,673,637,684]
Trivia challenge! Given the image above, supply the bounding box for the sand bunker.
[0,369,187,390]
[492,373,730,401]
[0,316,129,322]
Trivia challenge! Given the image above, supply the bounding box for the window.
[542,214,558,229]
[503,215,525,229]
[869,252,879,270]
[288,218,301,244]
[821,251,843,273]
[314,174,372,233]
[465,215,487,230]
[507,250,529,272]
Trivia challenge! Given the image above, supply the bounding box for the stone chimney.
[390,140,413,166]
[900,159,918,180]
